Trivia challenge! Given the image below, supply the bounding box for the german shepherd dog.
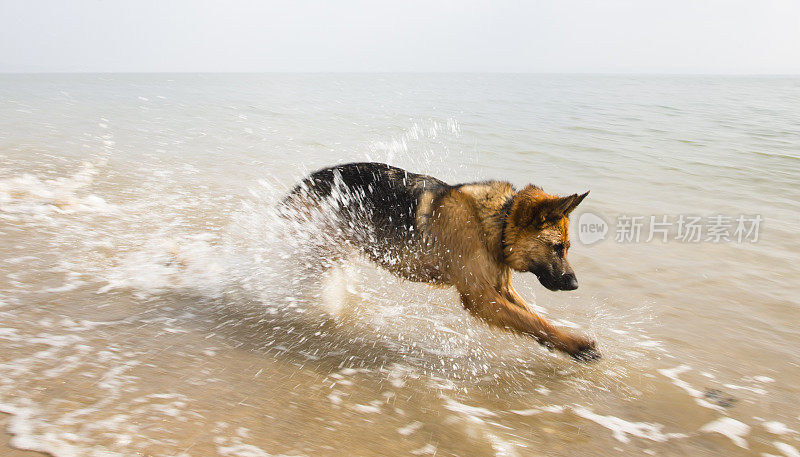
[281,162,599,361]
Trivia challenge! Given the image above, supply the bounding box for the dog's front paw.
[565,336,601,362]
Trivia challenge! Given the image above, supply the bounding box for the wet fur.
[282,162,598,361]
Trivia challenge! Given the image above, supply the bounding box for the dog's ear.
[509,191,537,227]
[510,189,540,228]
[548,194,578,218]
[511,188,589,228]
[538,191,589,223]
[563,190,589,216]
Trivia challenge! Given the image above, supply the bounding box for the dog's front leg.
[459,285,599,361]
[501,283,531,311]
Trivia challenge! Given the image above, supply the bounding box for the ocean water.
[0,73,799,456]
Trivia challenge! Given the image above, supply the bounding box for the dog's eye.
[553,243,565,257]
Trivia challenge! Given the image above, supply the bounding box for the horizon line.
[2,71,799,77]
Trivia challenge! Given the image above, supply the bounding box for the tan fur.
[457,182,515,262]
[414,190,436,241]
[416,184,596,359]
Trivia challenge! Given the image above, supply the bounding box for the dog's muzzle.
[531,267,578,291]
[562,273,578,291]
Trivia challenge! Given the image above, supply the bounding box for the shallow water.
[1,74,799,456]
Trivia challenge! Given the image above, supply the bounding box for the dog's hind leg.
[291,244,360,318]
[459,285,600,361]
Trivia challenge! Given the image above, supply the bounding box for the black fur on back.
[284,162,449,260]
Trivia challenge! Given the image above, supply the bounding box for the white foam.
[397,420,423,436]
[442,396,498,420]
[774,442,800,457]
[700,417,751,448]
[0,327,19,339]
[410,443,437,455]
[1,402,128,457]
[509,409,541,416]
[724,383,767,395]
[0,162,115,214]
[764,421,796,435]
[326,392,342,405]
[485,432,521,457]
[351,403,381,414]
[96,235,228,298]
[635,339,663,349]
[658,365,724,412]
[572,406,686,443]
[540,405,565,414]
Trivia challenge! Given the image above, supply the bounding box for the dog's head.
[503,186,589,291]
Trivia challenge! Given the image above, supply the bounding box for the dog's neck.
[456,181,515,265]
[499,195,515,262]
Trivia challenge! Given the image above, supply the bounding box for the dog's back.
[282,162,449,280]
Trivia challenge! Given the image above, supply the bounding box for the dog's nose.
[563,274,578,290]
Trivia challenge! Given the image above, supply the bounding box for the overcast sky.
[2,0,799,73]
